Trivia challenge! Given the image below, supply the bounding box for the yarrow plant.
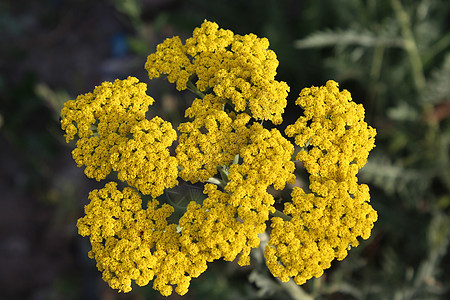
[61,20,377,296]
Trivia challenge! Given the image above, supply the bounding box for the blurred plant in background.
[1,0,449,299]
[292,0,450,299]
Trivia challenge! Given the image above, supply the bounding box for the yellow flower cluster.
[62,21,377,296]
[77,182,208,296]
[110,116,178,198]
[179,183,259,266]
[61,77,154,180]
[176,94,252,183]
[285,80,376,177]
[145,20,289,124]
[265,80,377,284]
[179,126,296,273]
[77,182,174,293]
[60,76,178,197]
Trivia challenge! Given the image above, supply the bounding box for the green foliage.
[422,53,450,104]
[291,0,450,299]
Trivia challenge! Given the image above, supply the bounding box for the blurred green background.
[1,0,449,299]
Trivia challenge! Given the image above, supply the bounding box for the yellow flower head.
[266,80,377,285]
[64,21,378,297]
[178,184,260,266]
[60,77,178,196]
[145,36,192,91]
[176,96,252,183]
[78,182,211,296]
[61,76,154,180]
[265,183,377,285]
[77,182,174,293]
[110,116,178,197]
[285,80,376,181]
[145,20,289,124]
[226,124,296,194]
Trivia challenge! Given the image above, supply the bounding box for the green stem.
[391,0,426,91]
[370,45,384,86]
[368,45,385,118]
[186,81,206,98]
[422,31,450,68]
[217,165,230,182]
[232,154,240,165]
[270,209,292,221]
[278,279,315,300]
[206,176,227,189]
